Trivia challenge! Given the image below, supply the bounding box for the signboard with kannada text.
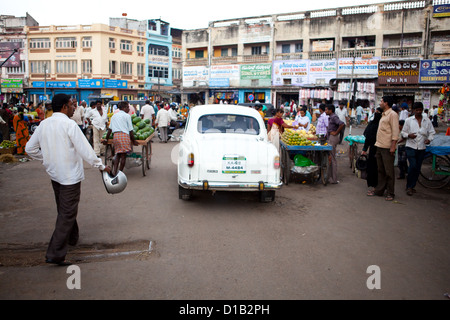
[378,60,420,85]
[32,81,77,88]
[78,79,103,88]
[419,59,450,84]
[104,79,128,88]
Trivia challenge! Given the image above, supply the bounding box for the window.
[172,68,181,79]
[137,42,144,53]
[56,60,77,74]
[109,38,116,49]
[282,44,290,53]
[197,114,260,135]
[82,60,92,73]
[231,48,238,56]
[160,23,169,36]
[149,66,168,78]
[109,60,117,74]
[137,63,145,76]
[6,61,26,74]
[30,60,51,74]
[55,37,77,48]
[195,50,204,58]
[221,48,228,57]
[148,44,169,56]
[251,46,262,55]
[82,37,92,48]
[120,62,133,75]
[172,47,181,58]
[120,40,132,51]
[295,43,303,53]
[30,38,51,49]
[148,20,157,31]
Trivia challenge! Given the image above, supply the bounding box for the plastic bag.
[294,154,316,167]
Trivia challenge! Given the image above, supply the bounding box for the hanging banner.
[0,42,21,68]
[378,60,420,85]
[183,66,209,87]
[272,60,309,86]
[308,60,337,85]
[419,59,450,84]
[337,58,379,76]
[210,65,240,87]
[240,64,272,80]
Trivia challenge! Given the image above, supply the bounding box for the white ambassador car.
[177,104,282,202]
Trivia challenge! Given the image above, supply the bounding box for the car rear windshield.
[197,114,260,135]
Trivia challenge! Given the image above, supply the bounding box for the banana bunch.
[0,140,16,149]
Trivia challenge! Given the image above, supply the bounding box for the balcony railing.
[185,58,209,66]
[212,56,238,64]
[309,51,336,60]
[340,48,376,58]
[275,53,303,60]
[382,46,422,57]
[242,54,269,63]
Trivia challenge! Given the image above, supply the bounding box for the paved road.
[0,125,449,300]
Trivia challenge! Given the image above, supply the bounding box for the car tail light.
[274,156,280,169]
[188,153,194,167]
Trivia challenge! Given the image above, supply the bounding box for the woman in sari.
[13,106,30,155]
[267,107,298,153]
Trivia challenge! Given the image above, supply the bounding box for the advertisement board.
[308,60,337,85]
[337,58,379,76]
[210,65,240,87]
[0,42,21,68]
[378,60,420,85]
[419,59,450,84]
[272,60,309,86]
[183,66,209,87]
[240,64,272,80]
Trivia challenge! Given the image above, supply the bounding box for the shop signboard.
[433,42,450,54]
[378,60,420,85]
[419,59,450,84]
[0,42,21,68]
[32,81,76,88]
[240,64,272,80]
[338,58,379,76]
[272,60,309,86]
[209,78,230,87]
[308,60,337,85]
[433,4,450,18]
[78,79,103,88]
[183,66,209,87]
[104,79,128,88]
[1,79,23,93]
[311,40,334,52]
[148,56,170,67]
[210,65,240,87]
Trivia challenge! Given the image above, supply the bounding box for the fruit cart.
[103,132,155,177]
[280,141,332,186]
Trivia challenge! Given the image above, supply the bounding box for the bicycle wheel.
[321,151,330,185]
[418,155,450,189]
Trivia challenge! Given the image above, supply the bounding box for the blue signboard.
[78,79,103,88]
[104,79,128,88]
[33,81,77,88]
[209,78,230,87]
[419,59,450,84]
[433,4,450,18]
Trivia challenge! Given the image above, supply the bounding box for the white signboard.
[210,65,240,87]
[338,58,379,76]
[272,60,309,86]
[148,55,170,67]
[308,60,337,84]
[183,66,210,87]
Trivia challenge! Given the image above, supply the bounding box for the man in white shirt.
[399,105,409,121]
[401,102,435,196]
[335,101,349,144]
[90,100,108,156]
[25,93,110,266]
[70,99,85,133]
[156,106,171,143]
[356,105,364,126]
[168,104,180,129]
[140,100,155,127]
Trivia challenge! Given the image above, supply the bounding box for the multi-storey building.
[182,0,450,109]
[171,27,183,103]
[25,22,148,104]
[0,13,38,104]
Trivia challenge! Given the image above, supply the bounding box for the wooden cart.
[103,132,154,176]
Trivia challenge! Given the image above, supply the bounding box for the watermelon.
[132,117,141,125]
[144,119,150,124]
[138,121,146,129]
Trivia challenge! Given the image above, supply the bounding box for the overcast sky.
[3,0,401,30]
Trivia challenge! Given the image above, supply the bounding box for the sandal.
[367,190,376,196]
[385,195,394,201]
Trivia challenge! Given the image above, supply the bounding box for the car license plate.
[222,156,246,174]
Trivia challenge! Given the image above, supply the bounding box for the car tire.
[179,185,193,200]
[259,190,275,203]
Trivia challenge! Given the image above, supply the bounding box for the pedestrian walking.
[325,104,345,184]
[12,106,30,155]
[367,96,399,201]
[396,120,408,180]
[356,104,364,126]
[335,101,349,144]
[70,99,85,133]
[90,100,108,156]
[401,102,435,196]
[25,93,110,266]
[156,105,171,143]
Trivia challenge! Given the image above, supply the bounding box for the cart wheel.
[146,141,151,169]
[141,145,148,176]
[104,144,114,168]
[418,155,450,189]
[349,144,357,173]
[321,151,330,185]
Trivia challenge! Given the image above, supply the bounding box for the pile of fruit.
[0,140,16,149]
[281,129,315,146]
[284,120,317,139]
[131,115,155,141]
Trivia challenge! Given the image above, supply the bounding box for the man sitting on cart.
[103,101,138,176]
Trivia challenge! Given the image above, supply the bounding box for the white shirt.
[295,114,310,131]
[356,106,364,116]
[401,115,436,150]
[399,109,409,121]
[155,109,171,128]
[110,110,133,134]
[90,108,108,130]
[71,105,85,126]
[335,107,348,123]
[25,113,105,185]
[168,108,178,121]
[140,104,155,121]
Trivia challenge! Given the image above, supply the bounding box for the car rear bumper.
[179,178,282,191]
